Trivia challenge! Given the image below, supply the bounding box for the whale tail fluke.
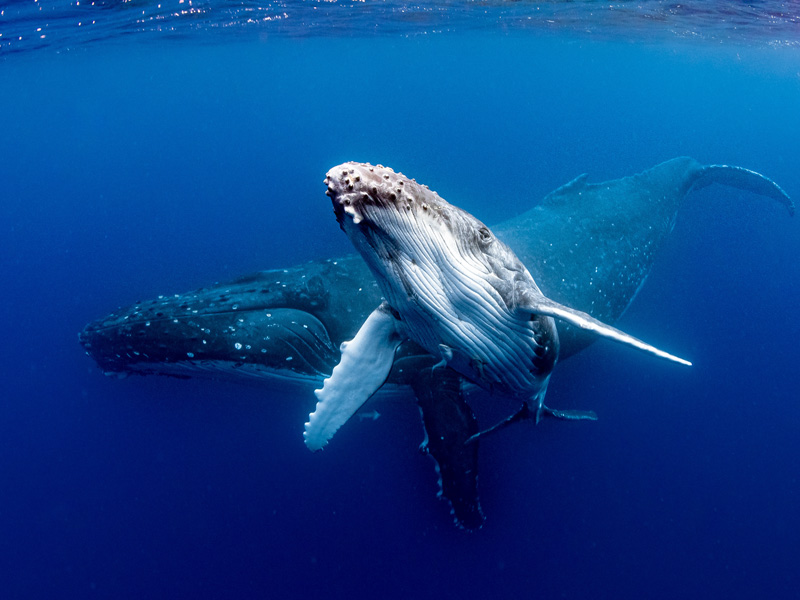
[695,165,794,216]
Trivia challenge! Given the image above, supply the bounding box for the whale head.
[324,163,518,286]
[324,162,538,308]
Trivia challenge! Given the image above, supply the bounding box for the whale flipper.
[304,303,404,451]
[412,366,484,531]
[517,293,692,367]
[467,402,598,444]
[694,164,795,215]
[541,406,599,421]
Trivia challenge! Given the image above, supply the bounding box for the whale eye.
[478,227,493,245]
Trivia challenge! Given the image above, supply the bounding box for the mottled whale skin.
[79,157,793,530]
[80,258,377,385]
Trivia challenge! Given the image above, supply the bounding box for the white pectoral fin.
[304,304,404,451]
[528,297,692,367]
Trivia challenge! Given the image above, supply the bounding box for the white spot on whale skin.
[234,343,242,350]
[186,352,195,358]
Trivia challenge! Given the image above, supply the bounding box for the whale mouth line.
[113,358,328,385]
[83,305,308,333]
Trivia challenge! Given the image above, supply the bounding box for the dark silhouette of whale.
[79,157,792,529]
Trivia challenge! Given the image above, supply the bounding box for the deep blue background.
[2,34,799,598]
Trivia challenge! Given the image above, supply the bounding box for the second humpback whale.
[79,157,793,529]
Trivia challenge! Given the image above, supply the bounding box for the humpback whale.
[304,162,691,453]
[79,157,793,529]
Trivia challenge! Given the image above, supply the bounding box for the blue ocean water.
[2,2,800,598]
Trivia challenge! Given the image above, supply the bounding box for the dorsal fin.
[543,173,589,202]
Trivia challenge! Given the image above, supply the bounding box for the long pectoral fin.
[466,402,597,445]
[540,405,598,421]
[304,303,404,451]
[524,296,692,367]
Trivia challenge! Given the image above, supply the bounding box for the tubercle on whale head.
[323,162,537,312]
[324,162,445,227]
